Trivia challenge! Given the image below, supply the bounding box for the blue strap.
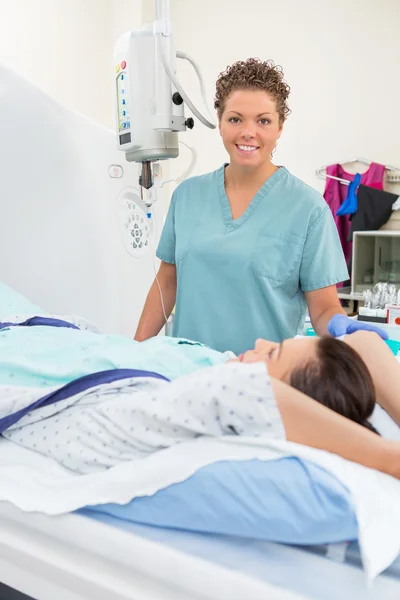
[0,316,80,331]
[0,368,169,434]
[336,173,361,216]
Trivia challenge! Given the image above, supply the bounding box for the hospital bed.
[1,67,400,600]
[0,314,399,599]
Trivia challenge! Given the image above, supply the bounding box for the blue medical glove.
[327,314,389,340]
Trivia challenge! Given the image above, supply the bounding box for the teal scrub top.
[156,165,349,355]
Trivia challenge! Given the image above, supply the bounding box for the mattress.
[87,511,400,600]
[0,497,399,600]
[0,500,305,600]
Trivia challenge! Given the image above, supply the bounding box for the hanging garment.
[323,163,385,263]
[349,185,399,240]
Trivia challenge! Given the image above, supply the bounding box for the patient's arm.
[343,331,400,426]
[271,377,400,480]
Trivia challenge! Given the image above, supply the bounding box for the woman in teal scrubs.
[135,59,386,354]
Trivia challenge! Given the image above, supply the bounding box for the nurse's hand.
[327,314,389,340]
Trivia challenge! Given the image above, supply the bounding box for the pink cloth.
[323,162,385,264]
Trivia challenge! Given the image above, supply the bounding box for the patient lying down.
[3,329,400,479]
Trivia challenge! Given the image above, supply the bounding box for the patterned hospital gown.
[3,362,285,474]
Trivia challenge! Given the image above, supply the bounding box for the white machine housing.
[114,26,185,164]
[113,0,216,194]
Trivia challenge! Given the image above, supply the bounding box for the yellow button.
[115,64,120,73]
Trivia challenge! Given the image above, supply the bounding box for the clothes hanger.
[315,158,400,186]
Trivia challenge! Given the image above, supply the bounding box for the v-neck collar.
[217,164,287,231]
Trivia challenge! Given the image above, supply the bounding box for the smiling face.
[239,337,319,382]
[218,89,283,170]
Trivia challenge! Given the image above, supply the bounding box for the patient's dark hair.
[289,337,378,434]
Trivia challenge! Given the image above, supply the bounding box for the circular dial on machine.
[117,188,152,258]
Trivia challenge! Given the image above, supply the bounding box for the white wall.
[1,0,399,190]
[167,0,400,194]
[0,0,141,127]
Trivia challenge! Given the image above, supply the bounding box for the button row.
[115,60,127,73]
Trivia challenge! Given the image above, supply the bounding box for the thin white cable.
[157,34,216,129]
[176,50,216,125]
[163,140,197,186]
[149,211,169,327]
[175,140,197,183]
[115,199,169,328]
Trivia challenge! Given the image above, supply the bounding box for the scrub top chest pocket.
[252,232,305,293]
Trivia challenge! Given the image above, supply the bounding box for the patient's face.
[239,338,319,382]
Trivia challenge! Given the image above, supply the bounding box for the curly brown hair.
[214,58,291,124]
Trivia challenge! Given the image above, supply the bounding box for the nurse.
[135,58,386,354]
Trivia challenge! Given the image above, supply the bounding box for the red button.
[121,60,126,69]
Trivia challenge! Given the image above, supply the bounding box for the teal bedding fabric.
[0,282,232,388]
